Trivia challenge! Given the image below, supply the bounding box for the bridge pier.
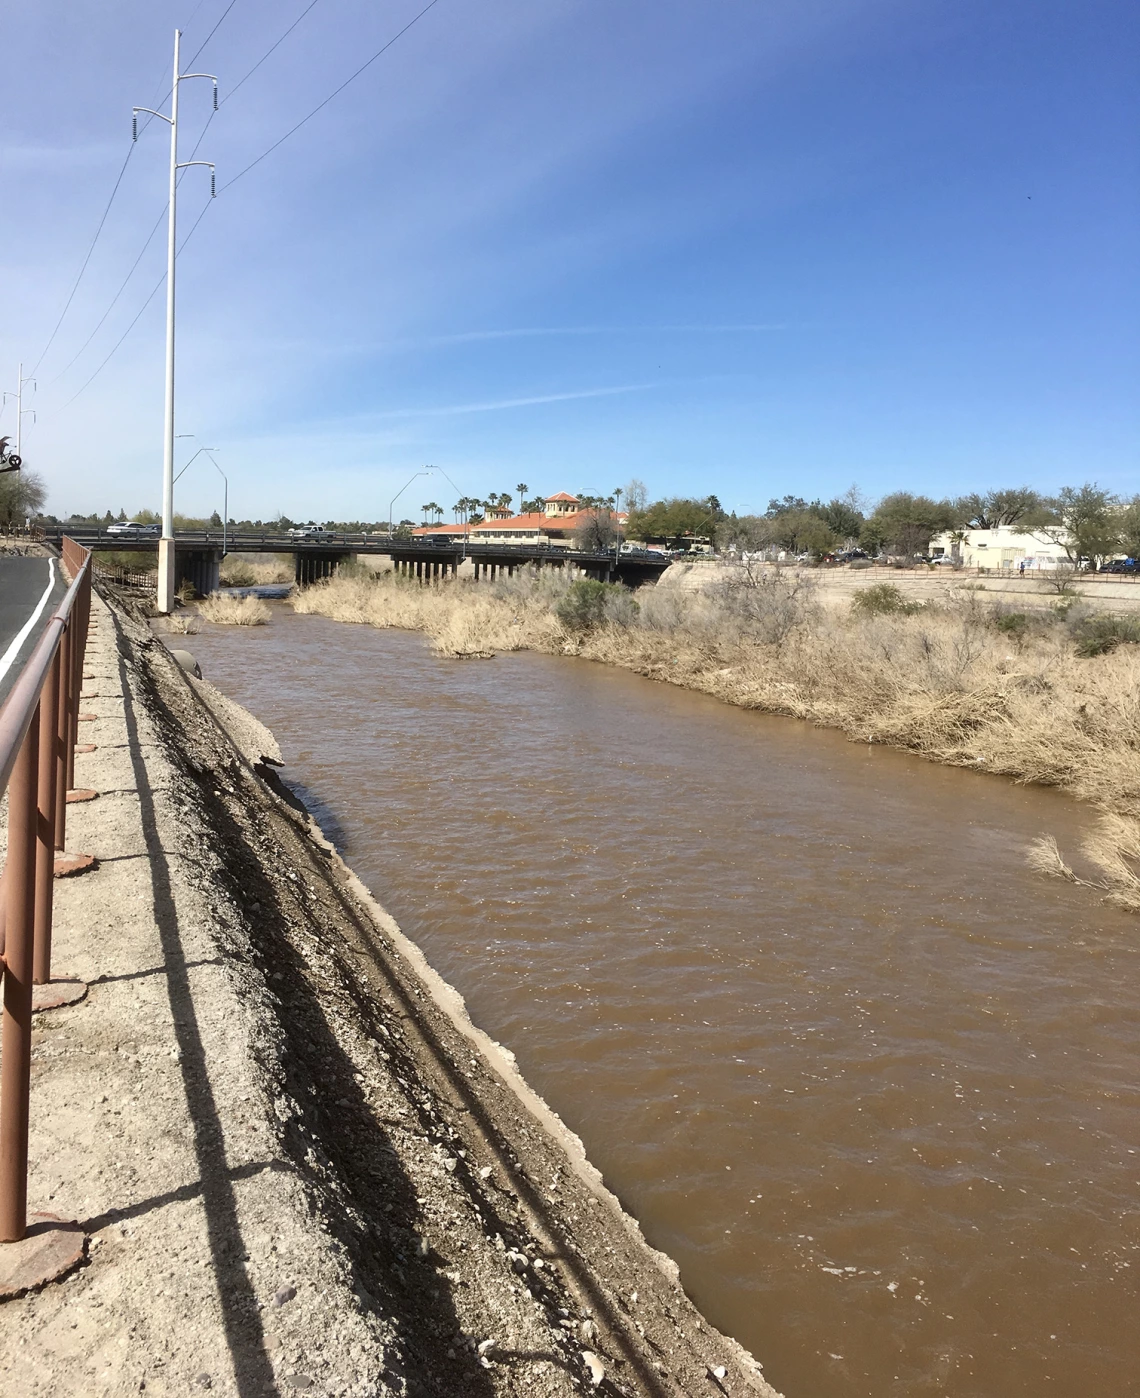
[295,551,349,587]
[175,548,221,598]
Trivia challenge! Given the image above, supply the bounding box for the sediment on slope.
[14,581,775,1397]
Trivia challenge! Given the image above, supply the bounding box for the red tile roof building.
[413,494,627,548]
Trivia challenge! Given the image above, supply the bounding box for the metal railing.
[0,538,92,1242]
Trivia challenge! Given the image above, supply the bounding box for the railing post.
[53,621,71,853]
[0,706,40,1242]
[33,653,61,986]
[66,608,80,792]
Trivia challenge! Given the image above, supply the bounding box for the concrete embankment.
[0,584,777,1398]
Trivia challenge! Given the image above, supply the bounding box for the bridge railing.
[0,538,92,1244]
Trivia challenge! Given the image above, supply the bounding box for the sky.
[2,0,1137,522]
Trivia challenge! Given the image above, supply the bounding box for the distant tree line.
[626,482,1140,569]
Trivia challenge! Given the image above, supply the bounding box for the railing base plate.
[0,1215,86,1301]
[65,789,99,805]
[54,853,98,878]
[32,980,88,1013]
[75,744,97,754]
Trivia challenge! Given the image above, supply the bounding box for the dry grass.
[161,611,201,635]
[198,593,271,626]
[293,568,1140,911]
[219,554,294,586]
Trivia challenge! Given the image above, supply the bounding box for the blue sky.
[2,0,1136,521]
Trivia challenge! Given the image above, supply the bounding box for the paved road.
[0,555,67,709]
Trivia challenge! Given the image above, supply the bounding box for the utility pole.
[3,364,36,458]
[133,30,217,612]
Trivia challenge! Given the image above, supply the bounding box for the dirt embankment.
[1,583,777,1398]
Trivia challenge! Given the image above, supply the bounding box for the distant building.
[413,494,627,549]
[928,525,1071,569]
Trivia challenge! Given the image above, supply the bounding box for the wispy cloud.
[368,381,662,418]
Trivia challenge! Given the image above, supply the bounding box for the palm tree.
[516,482,528,515]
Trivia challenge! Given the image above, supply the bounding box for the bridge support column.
[175,548,222,597]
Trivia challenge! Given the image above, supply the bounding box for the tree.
[1117,495,1140,560]
[1041,483,1119,568]
[764,509,838,560]
[626,496,724,545]
[0,468,46,528]
[814,494,864,541]
[955,487,1046,529]
[516,483,528,515]
[861,493,956,559]
[574,508,618,552]
[209,510,222,527]
[623,478,648,513]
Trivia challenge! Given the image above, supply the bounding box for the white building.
[928,525,1071,570]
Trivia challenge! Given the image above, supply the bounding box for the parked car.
[1099,559,1138,574]
[105,520,160,536]
[833,548,870,563]
[930,554,958,565]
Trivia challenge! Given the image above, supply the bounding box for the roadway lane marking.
[0,558,58,688]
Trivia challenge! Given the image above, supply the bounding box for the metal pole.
[157,28,181,616]
[33,653,60,984]
[0,707,40,1242]
[53,623,69,852]
[15,362,22,459]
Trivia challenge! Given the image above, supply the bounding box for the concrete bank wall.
[0,584,777,1398]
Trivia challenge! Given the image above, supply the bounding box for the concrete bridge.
[44,529,671,593]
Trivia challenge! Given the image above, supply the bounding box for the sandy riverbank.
[0,583,776,1398]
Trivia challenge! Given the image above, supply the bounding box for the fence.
[92,560,157,591]
[0,538,91,1247]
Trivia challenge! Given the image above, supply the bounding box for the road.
[0,555,67,708]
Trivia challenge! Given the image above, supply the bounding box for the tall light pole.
[133,30,217,613]
[174,438,226,553]
[388,468,433,537]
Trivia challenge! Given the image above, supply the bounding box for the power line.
[47,205,169,385]
[56,201,216,414]
[43,0,321,383]
[223,0,325,106]
[186,0,240,70]
[29,145,136,376]
[218,0,443,194]
[52,0,445,411]
[28,1,233,377]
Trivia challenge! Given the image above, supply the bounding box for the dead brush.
[198,593,271,626]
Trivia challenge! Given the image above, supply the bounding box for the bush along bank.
[291,565,1140,912]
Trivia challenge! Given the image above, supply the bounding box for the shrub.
[993,612,1031,644]
[849,558,873,570]
[199,594,271,626]
[555,579,635,632]
[851,583,921,617]
[1069,612,1140,658]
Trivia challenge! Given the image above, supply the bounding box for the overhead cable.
[218,0,442,194]
[29,145,136,376]
[54,0,444,409]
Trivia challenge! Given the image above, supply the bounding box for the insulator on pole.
[210,172,216,198]
[132,114,138,141]
[213,80,218,111]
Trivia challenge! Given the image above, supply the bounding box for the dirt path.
[0,585,777,1398]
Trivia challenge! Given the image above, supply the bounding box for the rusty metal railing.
[0,538,92,1243]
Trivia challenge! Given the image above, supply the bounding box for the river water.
[186,607,1139,1398]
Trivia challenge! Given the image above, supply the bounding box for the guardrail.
[0,538,91,1244]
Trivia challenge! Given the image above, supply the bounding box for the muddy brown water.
[185,607,1139,1398]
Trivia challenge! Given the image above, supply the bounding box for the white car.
[105,521,160,536]
[288,525,333,540]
